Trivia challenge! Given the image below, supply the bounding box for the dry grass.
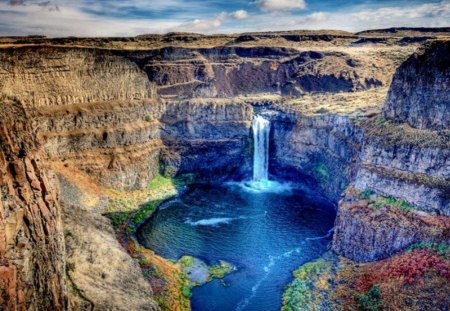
[275,87,388,118]
[363,116,450,148]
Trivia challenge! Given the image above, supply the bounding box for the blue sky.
[0,0,449,36]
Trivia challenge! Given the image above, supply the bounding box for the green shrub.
[314,163,330,180]
[208,260,234,279]
[138,257,152,266]
[181,284,193,299]
[148,174,173,190]
[132,199,163,224]
[357,284,383,311]
[359,189,375,200]
[369,195,414,212]
[282,259,329,311]
[408,242,450,257]
[179,256,195,268]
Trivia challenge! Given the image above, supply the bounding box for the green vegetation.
[369,195,414,212]
[148,174,173,190]
[181,284,193,299]
[108,211,132,231]
[357,285,383,311]
[179,256,196,269]
[282,259,330,311]
[138,257,152,266]
[145,115,153,122]
[132,199,163,225]
[408,242,450,257]
[106,173,196,231]
[314,163,330,180]
[359,188,375,200]
[208,260,235,279]
[64,228,73,238]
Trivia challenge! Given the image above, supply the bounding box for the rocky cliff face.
[268,111,362,202]
[0,100,67,310]
[332,187,449,262]
[332,41,450,262]
[128,47,388,98]
[0,47,155,108]
[0,33,447,309]
[383,40,450,130]
[0,47,253,191]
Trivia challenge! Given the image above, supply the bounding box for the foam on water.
[185,217,234,226]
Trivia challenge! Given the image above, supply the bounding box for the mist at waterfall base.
[137,116,336,310]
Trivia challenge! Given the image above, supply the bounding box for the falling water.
[252,115,270,182]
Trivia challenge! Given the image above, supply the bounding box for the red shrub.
[356,272,379,292]
[381,249,450,284]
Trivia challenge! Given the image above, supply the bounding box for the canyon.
[0,29,449,310]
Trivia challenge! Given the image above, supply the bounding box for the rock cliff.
[383,40,450,130]
[331,40,450,262]
[0,31,448,310]
[0,100,67,310]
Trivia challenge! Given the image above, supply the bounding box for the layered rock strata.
[383,40,450,130]
[0,100,67,310]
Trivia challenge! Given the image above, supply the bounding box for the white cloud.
[171,10,249,33]
[231,9,248,20]
[352,1,450,23]
[252,0,306,11]
[0,0,449,36]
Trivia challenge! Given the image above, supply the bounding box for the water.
[252,115,270,182]
[137,183,336,311]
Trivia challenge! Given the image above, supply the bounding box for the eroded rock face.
[332,188,449,262]
[383,40,450,130]
[269,111,363,202]
[61,183,159,311]
[128,47,387,98]
[0,47,155,108]
[0,101,67,310]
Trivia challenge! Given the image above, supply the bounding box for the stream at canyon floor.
[137,182,336,311]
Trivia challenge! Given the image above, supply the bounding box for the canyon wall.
[127,47,387,98]
[0,47,253,191]
[0,100,67,310]
[333,40,450,262]
[383,40,450,130]
[0,35,447,309]
[268,111,363,202]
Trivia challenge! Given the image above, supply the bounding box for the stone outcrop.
[383,40,450,130]
[129,48,387,98]
[0,47,253,191]
[0,100,67,310]
[61,178,159,311]
[332,187,449,262]
[331,40,450,262]
[0,47,155,108]
[268,111,363,202]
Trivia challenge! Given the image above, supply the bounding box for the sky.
[0,0,449,37]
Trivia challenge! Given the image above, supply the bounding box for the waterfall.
[237,114,289,192]
[252,115,270,182]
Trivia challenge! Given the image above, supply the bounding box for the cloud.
[9,0,25,5]
[171,10,249,33]
[231,9,248,20]
[0,0,449,36]
[252,0,306,11]
[352,1,450,23]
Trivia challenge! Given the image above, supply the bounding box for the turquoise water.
[137,182,336,311]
